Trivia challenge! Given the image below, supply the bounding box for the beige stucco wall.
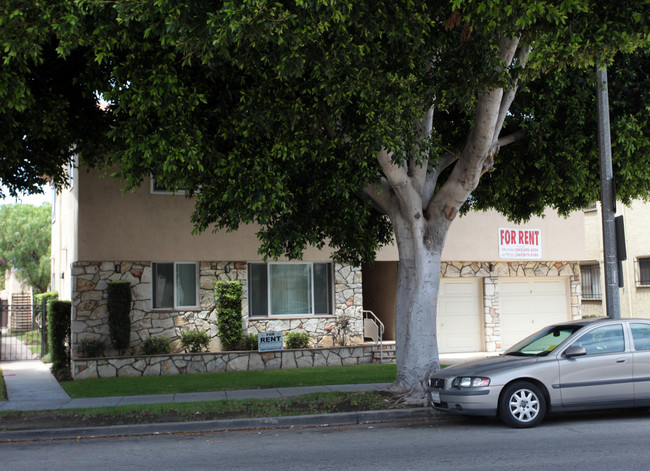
[71,167,585,264]
[584,200,650,318]
[75,169,333,262]
[376,208,586,262]
[51,163,79,300]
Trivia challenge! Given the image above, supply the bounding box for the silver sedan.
[428,317,650,427]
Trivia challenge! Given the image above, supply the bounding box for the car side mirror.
[565,345,587,358]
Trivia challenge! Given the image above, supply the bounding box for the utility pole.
[596,66,621,319]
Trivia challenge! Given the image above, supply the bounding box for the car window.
[631,323,650,351]
[571,324,625,355]
[506,325,581,356]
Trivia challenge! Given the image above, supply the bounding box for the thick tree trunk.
[386,213,448,404]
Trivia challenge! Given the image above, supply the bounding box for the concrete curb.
[0,408,444,442]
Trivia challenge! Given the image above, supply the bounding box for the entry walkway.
[0,353,496,412]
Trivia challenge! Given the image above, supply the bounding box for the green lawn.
[61,363,397,398]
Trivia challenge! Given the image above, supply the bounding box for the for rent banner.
[498,228,542,260]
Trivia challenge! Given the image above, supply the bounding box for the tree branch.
[492,42,531,144]
[409,106,434,196]
[423,149,458,205]
[364,180,392,215]
[377,147,422,220]
[497,129,526,147]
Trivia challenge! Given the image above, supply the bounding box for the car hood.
[437,355,540,378]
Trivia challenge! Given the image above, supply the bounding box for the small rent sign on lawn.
[498,228,542,260]
[258,331,284,352]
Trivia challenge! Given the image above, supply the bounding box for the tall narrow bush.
[35,291,58,356]
[48,300,71,379]
[215,281,243,351]
[107,281,132,354]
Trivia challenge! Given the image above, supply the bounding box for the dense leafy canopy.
[1,1,648,259]
[469,49,650,220]
[0,204,52,293]
[0,1,110,198]
[1,0,649,397]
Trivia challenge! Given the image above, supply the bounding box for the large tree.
[0,1,109,198]
[0,204,52,293]
[1,1,649,400]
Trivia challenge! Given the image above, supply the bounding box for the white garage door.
[499,278,569,350]
[437,279,482,353]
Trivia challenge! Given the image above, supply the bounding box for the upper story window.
[152,262,199,309]
[248,262,333,317]
[150,176,189,195]
[580,264,602,300]
[637,258,650,287]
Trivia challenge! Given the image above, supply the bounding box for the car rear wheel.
[499,381,546,428]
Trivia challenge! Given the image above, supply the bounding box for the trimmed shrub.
[285,332,311,349]
[107,281,132,354]
[77,338,107,358]
[215,281,243,351]
[244,333,259,350]
[334,314,353,346]
[140,336,172,355]
[180,330,210,353]
[48,300,71,379]
[35,291,57,356]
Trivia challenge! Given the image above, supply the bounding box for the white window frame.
[150,176,188,195]
[152,261,200,310]
[248,262,333,317]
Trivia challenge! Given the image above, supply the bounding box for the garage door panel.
[437,279,482,353]
[500,278,569,350]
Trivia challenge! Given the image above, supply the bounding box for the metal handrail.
[362,310,385,362]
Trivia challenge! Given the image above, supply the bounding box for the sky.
[0,185,52,206]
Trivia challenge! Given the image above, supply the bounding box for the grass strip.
[61,363,397,398]
[0,391,404,430]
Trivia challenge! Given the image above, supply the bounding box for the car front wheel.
[499,381,546,428]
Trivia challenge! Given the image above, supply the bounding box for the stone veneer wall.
[72,346,374,380]
[71,261,362,358]
[441,261,582,352]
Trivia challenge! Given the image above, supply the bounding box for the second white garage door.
[437,279,482,353]
[499,278,569,350]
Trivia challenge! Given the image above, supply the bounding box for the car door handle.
[616,358,627,363]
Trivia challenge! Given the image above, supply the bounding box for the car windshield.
[504,325,584,356]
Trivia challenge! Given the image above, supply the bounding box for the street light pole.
[596,66,621,319]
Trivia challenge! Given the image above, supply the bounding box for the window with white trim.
[150,176,189,195]
[637,258,650,287]
[248,262,333,316]
[580,264,601,300]
[152,262,199,309]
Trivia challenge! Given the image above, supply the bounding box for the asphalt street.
[3,410,650,471]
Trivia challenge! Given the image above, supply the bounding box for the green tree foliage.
[1,1,649,399]
[0,1,109,198]
[0,204,52,293]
